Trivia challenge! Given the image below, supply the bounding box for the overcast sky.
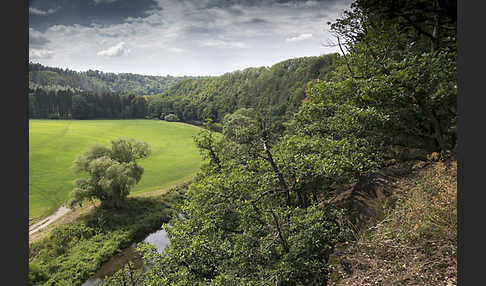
[29,0,353,76]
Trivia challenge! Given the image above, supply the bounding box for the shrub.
[164,113,179,122]
[29,262,48,285]
[47,113,60,119]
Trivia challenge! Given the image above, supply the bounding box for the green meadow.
[29,119,203,219]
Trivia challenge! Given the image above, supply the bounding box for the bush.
[47,113,60,119]
[29,262,48,285]
[164,113,179,122]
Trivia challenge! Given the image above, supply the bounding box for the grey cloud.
[94,0,119,5]
[184,25,224,35]
[28,0,351,75]
[200,39,246,49]
[245,18,269,25]
[29,29,50,47]
[225,6,244,16]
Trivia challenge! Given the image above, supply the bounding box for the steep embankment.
[326,155,457,286]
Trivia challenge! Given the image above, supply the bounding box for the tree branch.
[265,209,289,253]
[337,37,364,80]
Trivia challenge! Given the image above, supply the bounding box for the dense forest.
[28,88,148,119]
[29,63,201,95]
[29,0,457,285]
[147,53,338,127]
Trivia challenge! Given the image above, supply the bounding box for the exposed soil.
[29,206,71,236]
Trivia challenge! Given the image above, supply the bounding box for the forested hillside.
[147,53,338,127]
[29,63,199,95]
[29,54,338,123]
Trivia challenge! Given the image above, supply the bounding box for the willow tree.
[69,138,151,209]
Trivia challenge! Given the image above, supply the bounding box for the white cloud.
[285,33,313,42]
[277,1,320,8]
[96,42,130,57]
[200,39,246,49]
[167,47,185,53]
[29,48,54,59]
[29,7,60,15]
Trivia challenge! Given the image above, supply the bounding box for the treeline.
[28,88,147,119]
[147,54,338,126]
[29,63,201,95]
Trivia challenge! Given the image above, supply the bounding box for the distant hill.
[28,54,339,122]
[28,62,203,95]
[148,53,340,125]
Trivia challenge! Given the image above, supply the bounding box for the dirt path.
[28,179,193,241]
[29,206,71,236]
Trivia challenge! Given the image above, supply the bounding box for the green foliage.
[29,87,150,120]
[29,262,48,285]
[102,262,146,286]
[29,62,197,95]
[147,54,339,126]
[129,180,347,285]
[69,138,151,209]
[29,196,178,286]
[222,108,259,145]
[102,110,350,285]
[163,113,179,122]
[326,0,456,152]
[193,121,224,171]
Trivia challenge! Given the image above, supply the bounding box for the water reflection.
[81,228,170,286]
[143,229,169,253]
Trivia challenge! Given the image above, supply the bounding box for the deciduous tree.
[69,138,151,209]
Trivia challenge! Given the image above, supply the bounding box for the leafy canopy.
[69,138,151,209]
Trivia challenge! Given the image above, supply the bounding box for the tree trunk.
[268,209,289,253]
[263,137,291,206]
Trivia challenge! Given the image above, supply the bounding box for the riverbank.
[28,185,187,285]
[29,179,192,244]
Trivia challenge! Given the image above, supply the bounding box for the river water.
[81,229,169,286]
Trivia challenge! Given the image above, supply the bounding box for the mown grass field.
[29,119,203,219]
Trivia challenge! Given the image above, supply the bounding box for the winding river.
[81,229,169,286]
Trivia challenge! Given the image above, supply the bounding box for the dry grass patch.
[329,159,457,286]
